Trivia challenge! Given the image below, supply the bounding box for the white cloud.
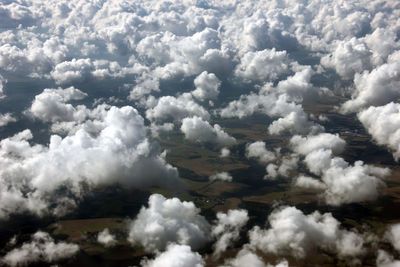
[191,71,221,101]
[385,224,400,252]
[249,206,365,259]
[0,113,16,127]
[290,133,346,155]
[128,194,210,252]
[209,172,233,182]
[294,175,327,190]
[180,116,236,146]
[0,106,182,218]
[246,141,276,164]
[28,87,88,123]
[222,248,289,267]
[212,209,248,257]
[341,62,400,113]
[141,244,204,267]
[97,228,117,248]
[1,231,79,266]
[358,102,400,160]
[146,94,210,124]
[220,147,230,158]
[376,250,400,267]
[234,49,290,83]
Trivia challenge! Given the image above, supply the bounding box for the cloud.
[212,209,248,257]
[222,248,289,267]
[294,175,327,190]
[97,228,117,248]
[191,71,221,101]
[299,148,390,205]
[234,48,291,83]
[128,194,210,252]
[385,224,400,252]
[180,116,236,146]
[209,172,233,182]
[0,113,16,127]
[246,141,277,164]
[341,62,400,113]
[321,37,372,79]
[27,87,88,123]
[376,250,400,267]
[290,133,346,155]
[141,244,204,267]
[146,94,210,124]
[0,73,6,98]
[249,206,365,259]
[220,147,230,158]
[1,231,79,266]
[358,102,400,160]
[0,106,182,218]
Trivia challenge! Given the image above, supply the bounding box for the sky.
[0,0,400,266]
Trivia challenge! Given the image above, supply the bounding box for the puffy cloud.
[341,62,400,113]
[180,116,236,146]
[220,147,230,158]
[128,194,210,252]
[385,224,400,252]
[1,231,79,266]
[28,87,88,123]
[191,71,221,101]
[358,103,400,160]
[97,228,117,248]
[294,175,327,190]
[298,148,390,205]
[234,49,291,83]
[376,250,400,267]
[0,106,182,218]
[290,133,346,155]
[141,244,204,267]
[222,248,289,267]
[146,94,210,123]
[321,37,372,79]
[246,141,277,164]
[212,209,248,257]
[265,154,299,180]
[0,113,16,127]
[249,206,365,259]
[209,172,233,182]
[268,110,323,135]
[0,73,5,98]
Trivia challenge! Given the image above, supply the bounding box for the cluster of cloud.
[141,244,204,267]
[128,194,211,252]
[1,231,79,266]
[212,209,248,257]
[97,228,117,248]
[249,206,365,260]
[0,105,183,219]
[209,172,233,182]
[246,141,298,180]
[291,133,390,205]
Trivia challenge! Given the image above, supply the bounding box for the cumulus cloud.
[341,62,400,113]
[0,106,182,218]
[97,228,117,248]
[146,94,210,124]
[141,244,204,267]
[0,74,6,98]
[128,194,210,252]
[249,206,365,259]
[209,172,233,182]
[180,116,236,146]
[0,113,16,127]
[212,209,248,257]
[385,224,400,252]
[294,175,327,190]
[246,141,276,164]
[1,231,79,266]
[220,147,230,158]
[298,148,390,205]
[234,48,291,83]
[191,71,221,101]
[27,87,88,123]
[358,103,400,160]
[290,133,346,155]
[376,250,400,267]
[222,248,289,267]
